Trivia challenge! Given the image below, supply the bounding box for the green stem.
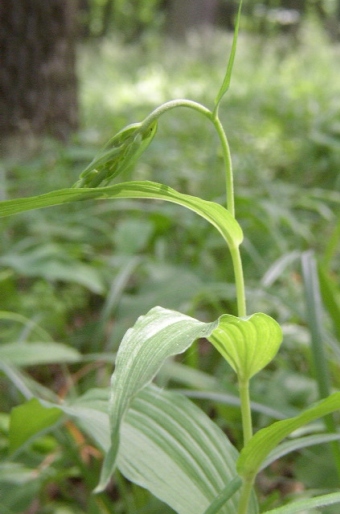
[237,477,255,514]
[212,115,235,216]
[139,99,235,216]
[239,378,252,445]
[139,99,212,130]
[230,246,246,318]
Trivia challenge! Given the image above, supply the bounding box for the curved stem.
[139,99,236,215]
[139,99,212,131]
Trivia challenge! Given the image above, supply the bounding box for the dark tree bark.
[0,0,78,143]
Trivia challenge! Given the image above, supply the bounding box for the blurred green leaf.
[262,492,340,513]
[9,398,62,453]
[0,341,81,366]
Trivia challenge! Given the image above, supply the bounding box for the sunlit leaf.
[96,306,219,491]
[208,313,282,380]
[237,392,340,481]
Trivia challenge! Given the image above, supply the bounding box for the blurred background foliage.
[1,0,340,512]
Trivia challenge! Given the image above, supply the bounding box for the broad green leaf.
[9,398,62,453]
[208,313,282,381]
[0,181,243,251]
[72,121,158,188]
[30,386,259,514]
[214,0,242,110]
[237,392,340,481]
[117,386,259,514]
[262,492,340,513]
[97,306,219,491]
[0,341,81,366]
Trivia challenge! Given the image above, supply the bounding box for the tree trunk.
[0,0,78,144]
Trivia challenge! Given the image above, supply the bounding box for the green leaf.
[208,313,282,380]
[260,433,340,471]
[9,398,62,453]
[262,492,340,513]
[318,262,340,341]
[0,341,81,366]
[31,386,258,514]
[237,392,340,481]
[0,181,243,251]
[96,306,219,491]
[214,0,242,110]
[117,386,259,514]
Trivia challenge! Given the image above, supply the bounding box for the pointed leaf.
[214,0,242,109]
[237,392,340,481]
[9,398,62,452]
[97,306,219,491]
[261,433,340,472]
[262,492,340,513]
[0,181,243,251]
[208,313,282,381]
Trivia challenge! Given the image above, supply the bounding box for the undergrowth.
[0,23,340,513]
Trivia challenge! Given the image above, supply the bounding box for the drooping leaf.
[96,306,219,491]
[0,181,243,251]
[237,392,340,482]
[262,491,340,514]
[9,398,62,453]
[208,313,282,381]
[0,341,81,366]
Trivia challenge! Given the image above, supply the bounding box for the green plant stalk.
[212,114,235,216]
[237,476,255,514]
[239,378,252,445]
[237,379,254,514]
[230,246,247,318]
